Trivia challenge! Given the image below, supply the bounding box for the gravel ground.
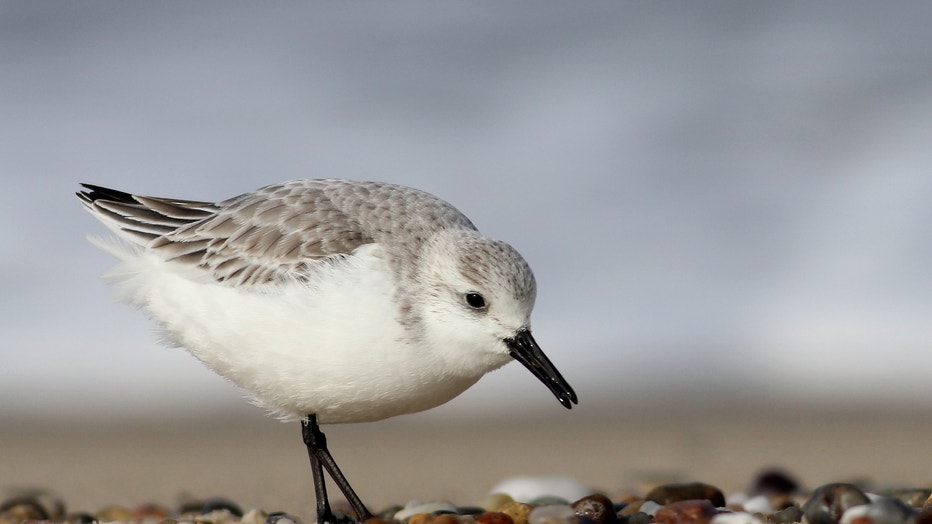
[2,402,930,519]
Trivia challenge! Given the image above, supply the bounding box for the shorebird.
[78,179,577,523]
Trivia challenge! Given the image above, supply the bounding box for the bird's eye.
[465,292,486,310]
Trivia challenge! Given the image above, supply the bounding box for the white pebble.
[394,500,459,520]
[489,476,591,503]
[712,512,764,524]
[726,492,749,507]
[639,500,664,516]
[741,494,774,514]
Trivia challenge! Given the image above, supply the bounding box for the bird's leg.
[303,415,336,523]
[302,415,373,523]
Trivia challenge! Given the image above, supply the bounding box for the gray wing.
[78,179,476,287]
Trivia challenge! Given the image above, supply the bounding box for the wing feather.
[79,179,477,287]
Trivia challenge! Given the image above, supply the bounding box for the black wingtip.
[77,183,137,205]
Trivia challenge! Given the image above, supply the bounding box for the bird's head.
[415,230,577,409]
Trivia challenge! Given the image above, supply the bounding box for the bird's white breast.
[100,241,485,423]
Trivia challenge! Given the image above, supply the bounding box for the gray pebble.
[840,498,917,524]
[529,504,578,524]
[771,505,803,524]
[803,483,870,524]
[620,513,650,524]
[874,489,932,509]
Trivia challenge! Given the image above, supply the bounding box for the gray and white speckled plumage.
[80,179,479,287]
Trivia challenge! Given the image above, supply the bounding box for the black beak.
[505,329,578,409]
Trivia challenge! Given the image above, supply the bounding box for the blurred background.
[2,1,931,515]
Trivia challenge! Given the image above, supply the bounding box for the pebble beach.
[2,402,930,524]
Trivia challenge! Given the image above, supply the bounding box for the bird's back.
[79,179,478,287]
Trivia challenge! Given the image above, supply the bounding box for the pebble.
[840,498,917,524]
[638,501,664,517]
[739,494,773,515]
[646,482,727,508]
[874,490,932,509]
[0,501,48,522]
[749,469,800,496]
[0,490,65,521]
[498,501,534,524]
[527,504,578,524]
[474,512,515,524]
[771,504,804,524]
[64,511,98,524]
[265,512,304,524]
[570,494,616,524]
[96,504,135,521]
[768,495,799,511]
[711,512,764,524]
[4,468,932,524]
[394,501,460,521]
[202,498,245,517]
[803,483,871,524]
[242,509,269,524]
[490,477,591,504]
[481,495,515,512]
[133,502,171,520]
[653,499,720,524]
[619,513,650,524]
[405,514,469,524]
[200,508,248,523]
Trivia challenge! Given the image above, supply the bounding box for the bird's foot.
[316,510,360,524]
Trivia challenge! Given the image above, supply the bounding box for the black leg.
[302,415,373,523]
[303,416,335,523]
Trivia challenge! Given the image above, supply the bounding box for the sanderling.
[77,179,577,523]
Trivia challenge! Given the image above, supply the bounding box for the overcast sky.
[2,2,932,421]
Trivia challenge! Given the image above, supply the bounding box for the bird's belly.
[111,249,485,423]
